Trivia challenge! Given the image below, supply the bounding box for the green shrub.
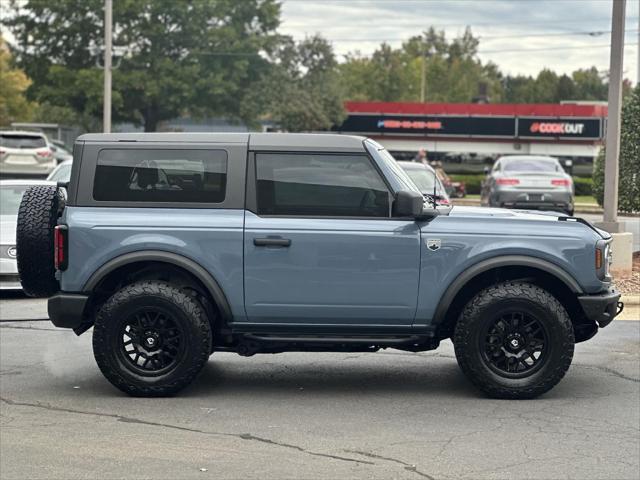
[573,176,593,196]
[449,174,484,194]
[593,85,640,213]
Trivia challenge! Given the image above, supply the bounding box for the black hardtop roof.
[76,132,368,152]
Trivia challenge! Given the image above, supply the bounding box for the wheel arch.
[432,255,587,340]
[83,250,233,324]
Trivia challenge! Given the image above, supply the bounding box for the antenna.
[433,169,437,199]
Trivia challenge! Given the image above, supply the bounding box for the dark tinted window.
[503,159,559,172]
[256,153,389,217]
[93,149,227,203]
[0,134,47,149]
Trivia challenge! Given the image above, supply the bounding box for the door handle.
[253,237,291,247]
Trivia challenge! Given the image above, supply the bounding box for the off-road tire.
[16,185,66,297]
[453,281,574,399]
[93,281,212,397]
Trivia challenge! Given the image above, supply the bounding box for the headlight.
[595,241,612,280]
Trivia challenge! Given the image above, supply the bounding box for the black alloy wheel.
[481,310,548,378]
[117,308,186,376]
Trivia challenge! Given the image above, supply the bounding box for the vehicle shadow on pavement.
[179,356,483,399]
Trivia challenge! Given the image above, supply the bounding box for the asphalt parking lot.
[1,296,639,480]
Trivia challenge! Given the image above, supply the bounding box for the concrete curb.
[621,295,640,305]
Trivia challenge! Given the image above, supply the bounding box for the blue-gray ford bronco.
[16,133,623,398]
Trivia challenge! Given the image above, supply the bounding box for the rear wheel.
[93,281,212,396]
[453,281,574,399]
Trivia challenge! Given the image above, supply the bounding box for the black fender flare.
[432,255,583,326]
[83,250,233,322]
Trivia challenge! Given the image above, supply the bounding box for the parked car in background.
[0,179,55,290]
[47,160,72,183]
[0,131,57,177]
[50,139,73,164]
[481,155,574,215]
[398,161,450,206]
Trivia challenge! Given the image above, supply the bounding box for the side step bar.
[215,334,440,356]
[244,334,422,345]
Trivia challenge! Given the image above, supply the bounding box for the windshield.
[402,168,447,197]
[47,163,72,182]
[0,185,28,216]
[365,141,422,194]
[0,134,47,149]
[503,159,559,172]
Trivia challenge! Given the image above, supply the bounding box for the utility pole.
[103,0,112,134]
[637,0,639,86]
[420,41,433,103]
[601,0,626,232]
[420,54,426,103]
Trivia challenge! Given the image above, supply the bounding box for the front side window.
[93,149,227,203]
[256,153,390,217]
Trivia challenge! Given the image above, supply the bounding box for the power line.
[315,29,640,43]
[478,42,639,54]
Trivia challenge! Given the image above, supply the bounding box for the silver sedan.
[481,155,574,215]
[0,179,55,290]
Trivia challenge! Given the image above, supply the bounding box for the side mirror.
[483,166,490,175]
[393,190,425,218]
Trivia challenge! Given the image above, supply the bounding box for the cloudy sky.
[279,0,640,84]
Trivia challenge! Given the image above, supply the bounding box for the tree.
[3,0,281,131]
[593,84,640,213]
[0,35,35,126]
[242,35,345,132]
[339,28,504,104]
[555,74,576,102]
[572,67,608,101]
[533,69,559,103]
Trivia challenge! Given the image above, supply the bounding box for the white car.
[0,130,57,176]
[0,179,55,290]
[50,140,73,165]
[47,159,72,183]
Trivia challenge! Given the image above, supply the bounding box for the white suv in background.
[0,130,57,176]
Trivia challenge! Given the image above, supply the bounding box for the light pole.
[420,44,434,103]
[600,0,626,232]
[103,0,112,133]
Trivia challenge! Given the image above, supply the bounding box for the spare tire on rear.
[16,185,66,297]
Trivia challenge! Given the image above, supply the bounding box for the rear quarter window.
[93,149,227,203]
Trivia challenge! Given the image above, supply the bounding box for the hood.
[0,215,17,245]
[446,206,609,239]
[448,206,561,221]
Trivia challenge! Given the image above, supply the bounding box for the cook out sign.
[529,122,585,135]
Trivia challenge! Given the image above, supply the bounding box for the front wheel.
[453,281,574,399]
[93,281,212,397]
